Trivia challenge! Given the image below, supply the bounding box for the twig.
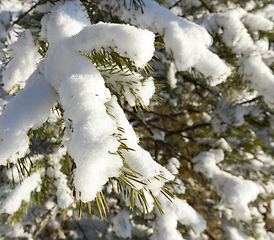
[169,0,213,13]
[123,108,154,136]
[165,123,211,137]
[142,137,191,162]
[269,40,273,51]
[205,229,217,240]
[74,220,89,240]
[155,141,158,161]
[162,141,191,161]
[12,0,46,26]
[33,206,58,239]
[147,121,170,132]
[44,231,58,240]
[199,0,213,13]
[168,0,181,9]
[239,96,261,105]
[147,110,178,121]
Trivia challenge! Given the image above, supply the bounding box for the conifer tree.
[0,0,274,239]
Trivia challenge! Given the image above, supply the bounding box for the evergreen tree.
[0,0,274,239]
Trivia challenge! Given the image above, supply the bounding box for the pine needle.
[78,201,83,220]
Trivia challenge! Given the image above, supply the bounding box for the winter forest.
[1,0,274,239]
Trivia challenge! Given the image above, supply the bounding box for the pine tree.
[0,0,274,239]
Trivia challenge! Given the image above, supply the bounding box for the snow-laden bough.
[97,0,231,86]
[201,8,274,106]
[191,149,264,222]
[0,0,174,202]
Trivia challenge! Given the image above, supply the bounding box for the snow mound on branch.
[2,30,41,91]
[152,195,206,240]
[40,0,90,45]
[166,157,180,175]
[0,170,44,214]
[0,73,58,164]
[224,225,255,240]
[98,0,231,86]
[243,13,273,32]
[46,147,73,209]
[192,149,264,222]
[112,210,132,239]
[70,22,155,68]
[202,8,274,107]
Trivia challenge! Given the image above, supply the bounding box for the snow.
[0,0,33,60]
[112,210,132,239]
[1,1,274,239]
[102,65,155,106]
[192,149,264,222]
[192,149,224,178]
[98,0,231,86]
[2,223,33,240]
[211,99,264,134]
[0,170,43,214]
[224,225,255,240]
[270,200,274,217]
[166,61,177,89]
[166,157,180,175]
[243,13,273,31]
[70,22,155,68]
[0,73,58,164]
[202,8,274,106]
[133,189,155,213]
[107,96,174,195]
[254,4,274,20]
[182,0,201,8]
[40,0,90,45]
[47,147,74,209]
[131,222,153,238]
[211,100,245,134]
[0,0,173,203]
[2,30,41,91]
[152,195,206,240]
